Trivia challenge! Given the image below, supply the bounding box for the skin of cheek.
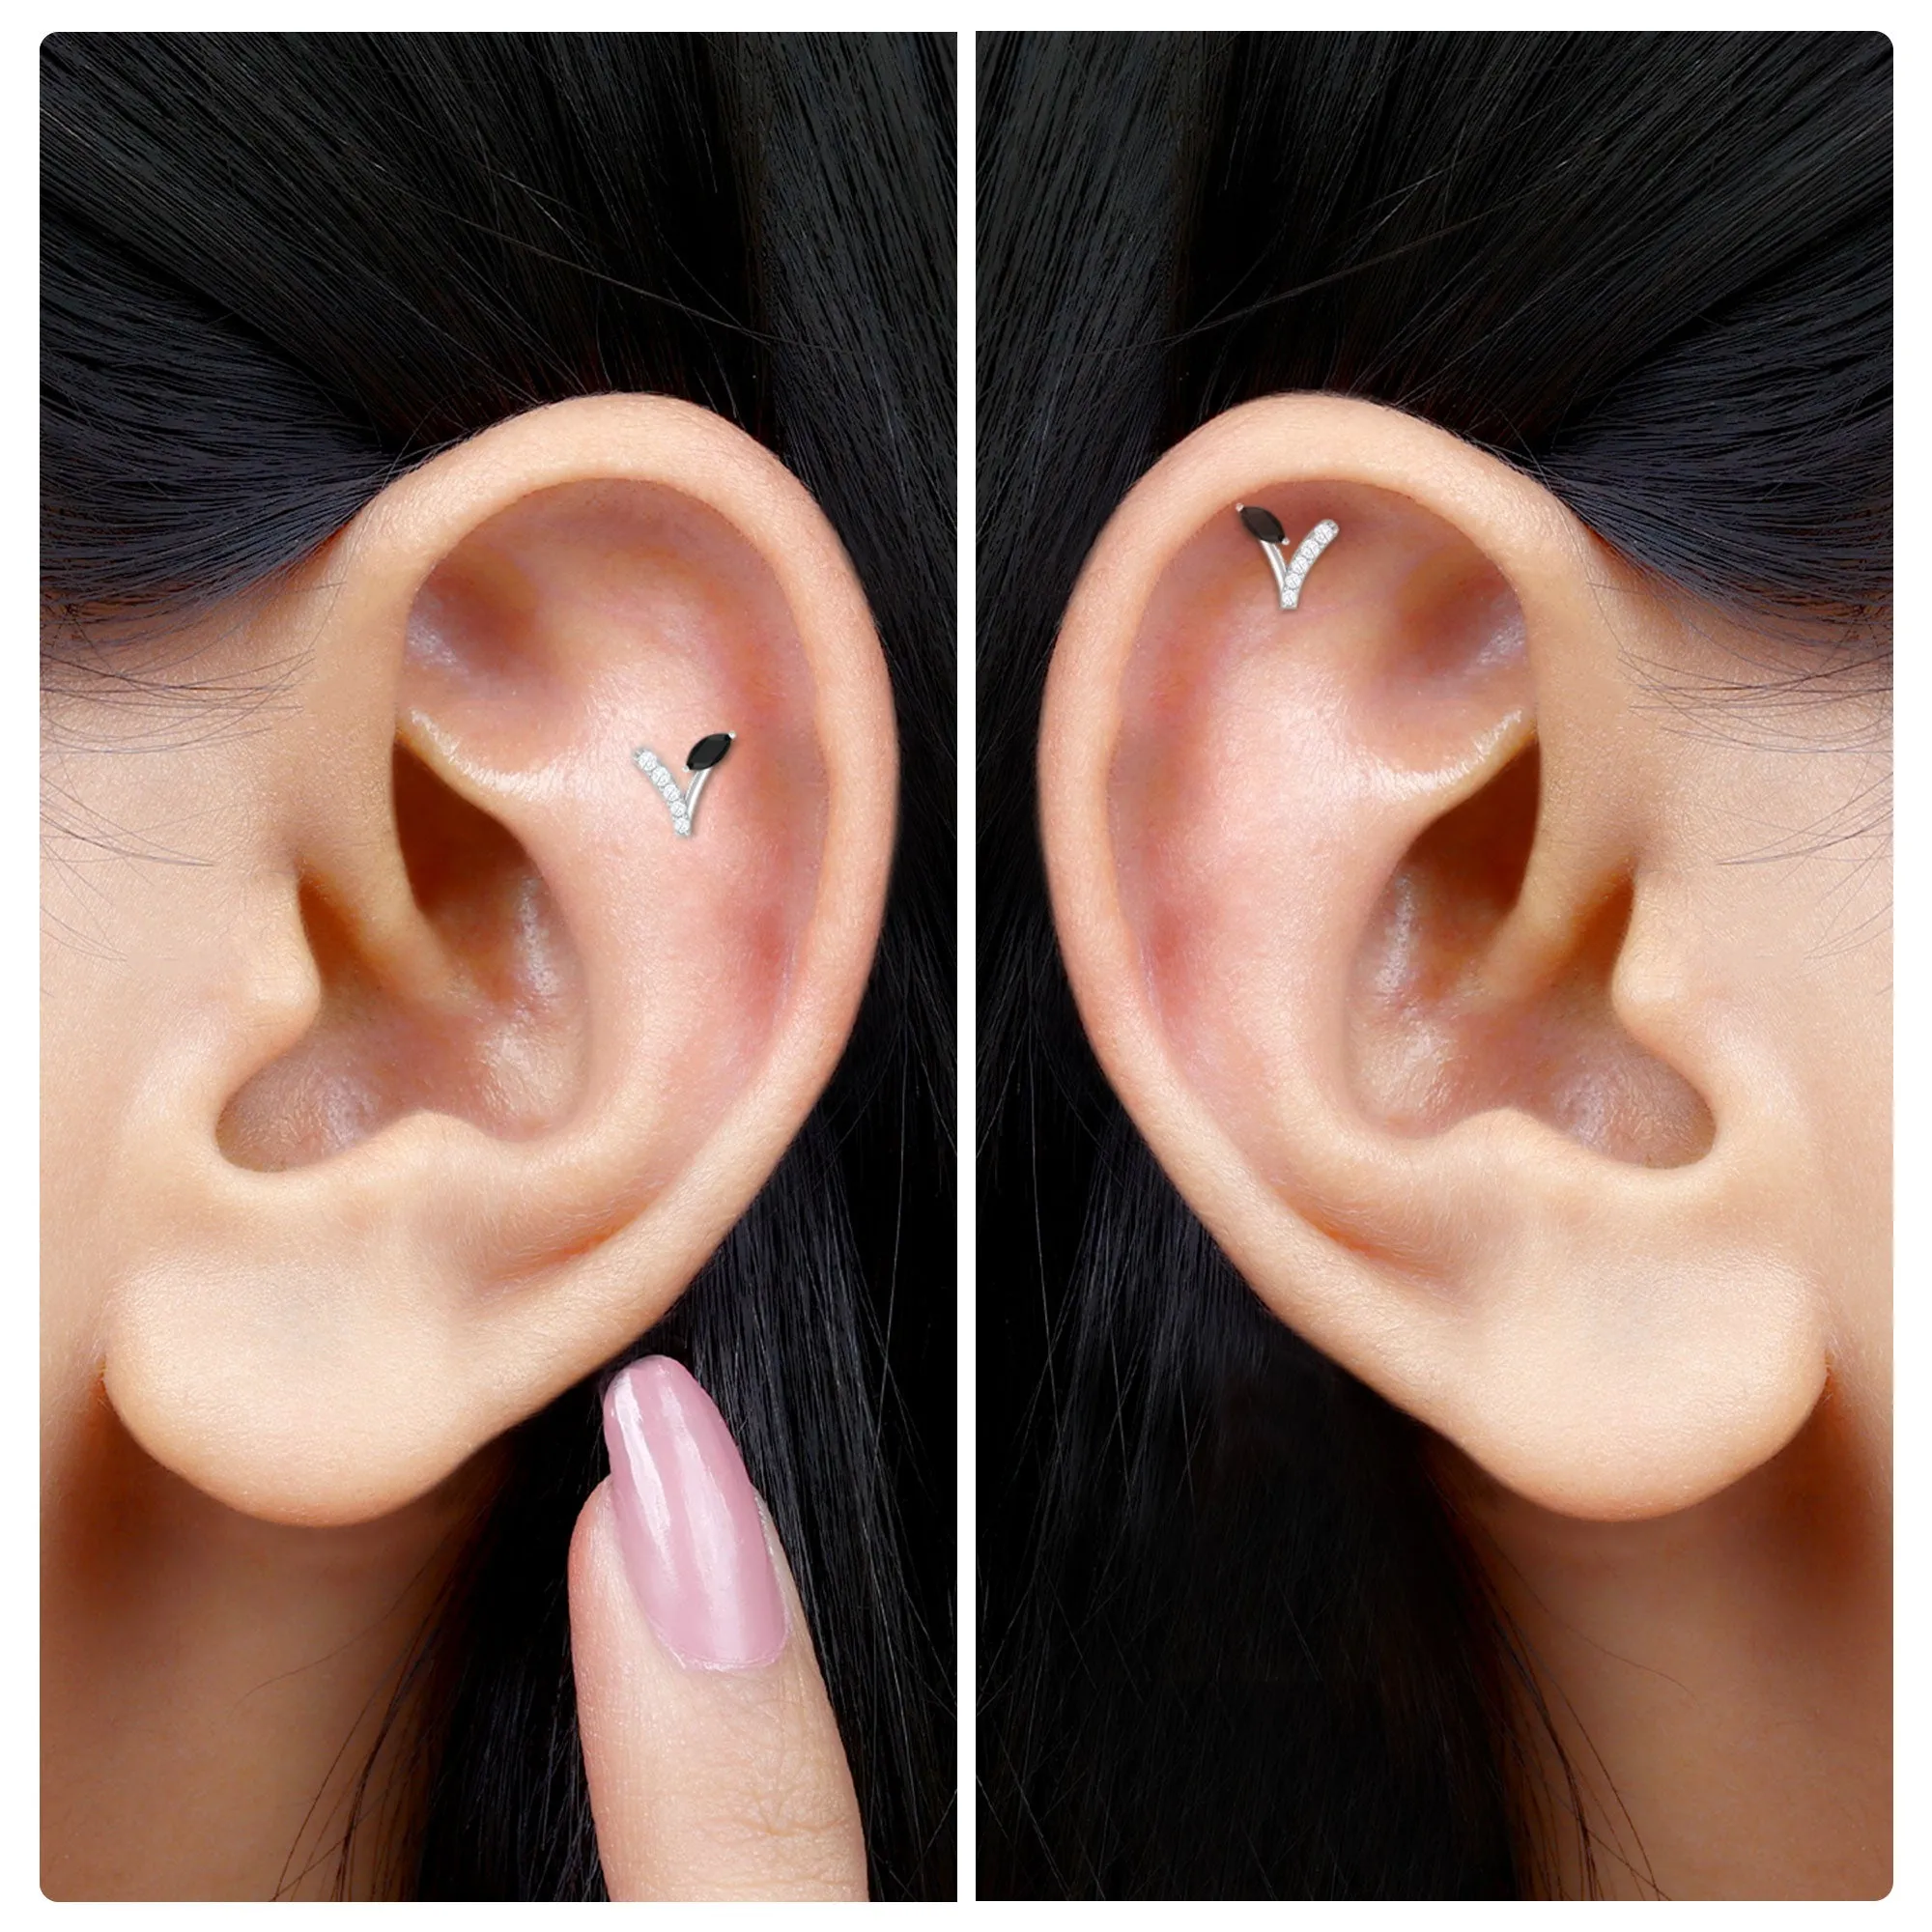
[1653,667,1891,1445]
[43,622,298,1483]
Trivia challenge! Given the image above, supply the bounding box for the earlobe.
[99,397,896,1527]
[1043,394,1828,1520]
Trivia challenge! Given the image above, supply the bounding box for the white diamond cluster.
[1279,519,1341,611]
[633,748,694,837]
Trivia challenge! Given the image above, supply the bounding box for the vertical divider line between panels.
[954,25,979,1907]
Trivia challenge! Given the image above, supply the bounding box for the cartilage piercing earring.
[633,732,734,838]
[1236,504,1340,611]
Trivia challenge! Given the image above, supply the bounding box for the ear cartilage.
[633,731,734,838]
[1236,504,1341,611]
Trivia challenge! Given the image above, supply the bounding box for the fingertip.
[567,1475,615,1595]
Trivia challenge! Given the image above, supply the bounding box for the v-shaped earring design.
[633,732,735,838]
[1236,504,1340,611]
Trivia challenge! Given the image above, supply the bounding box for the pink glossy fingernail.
[601,1356,788,1671]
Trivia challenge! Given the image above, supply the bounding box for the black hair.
[978,31,1889,1898]
[42,31,954,1899]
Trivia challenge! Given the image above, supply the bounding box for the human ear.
[84,394,896,1526]
[1039,392,1839,1520]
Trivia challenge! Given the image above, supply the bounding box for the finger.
[569,1356,867,1901]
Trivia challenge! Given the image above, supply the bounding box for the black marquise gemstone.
[1238,503,1287,545]
[686,732,734,772]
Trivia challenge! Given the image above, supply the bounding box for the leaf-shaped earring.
[1236,504,1340,611]
[633,731,735,838]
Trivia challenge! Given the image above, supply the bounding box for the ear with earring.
[1042,393,1834,1522]
[85,393,897,1529]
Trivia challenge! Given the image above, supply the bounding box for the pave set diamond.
[634,748,695,836]
[1277,518,1340,611]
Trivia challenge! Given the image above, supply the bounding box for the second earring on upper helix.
[1236,504,1340,611]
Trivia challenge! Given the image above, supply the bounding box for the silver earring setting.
[1236,504,1340,611]
[634,731,734,838]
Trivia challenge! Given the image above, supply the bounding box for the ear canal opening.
[215,746,587,1172]
[1348,744,1715,1168]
